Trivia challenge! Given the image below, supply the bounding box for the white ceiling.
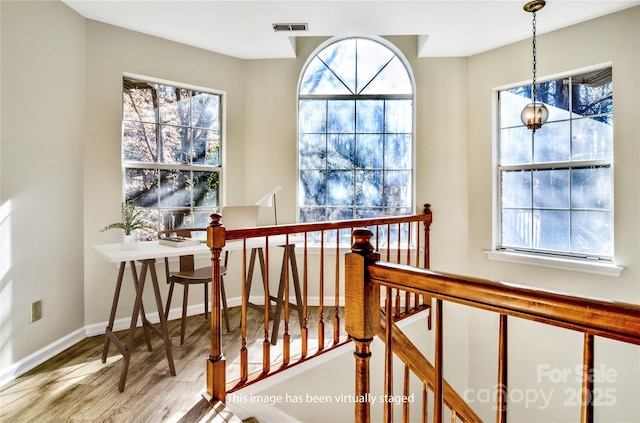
[62,0,640,59]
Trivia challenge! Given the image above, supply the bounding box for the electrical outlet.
[30,300,42,323]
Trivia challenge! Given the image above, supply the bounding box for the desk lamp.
[255,185,282,225]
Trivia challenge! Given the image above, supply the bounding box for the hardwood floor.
[1,307,252,423]
[1,306,341,423]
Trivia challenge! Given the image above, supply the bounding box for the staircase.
[201,208,640,422]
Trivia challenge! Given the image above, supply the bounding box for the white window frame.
[488,64,623,276]
[296,36,417,229]
[121,73,226,232]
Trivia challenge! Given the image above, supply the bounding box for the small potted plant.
[101,201,155,249]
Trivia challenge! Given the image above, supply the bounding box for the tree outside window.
[122,77,223,234]
[298,37,415,245]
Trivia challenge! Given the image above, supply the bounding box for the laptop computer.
[220,205,260,230]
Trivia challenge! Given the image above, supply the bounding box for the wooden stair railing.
[204,205,434,403]
[345,228,640,423]
[376,316,482,423]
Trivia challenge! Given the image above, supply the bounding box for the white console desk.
[93,241,212,392]
[92,235,299,391]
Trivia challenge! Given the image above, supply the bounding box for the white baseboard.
[0,293,370,389]
[0,327,86,388]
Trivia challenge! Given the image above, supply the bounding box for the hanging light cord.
[521,0,547,131]
[531,10,538,104]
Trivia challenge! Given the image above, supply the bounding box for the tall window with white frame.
[122,77,223,234]
[497,67,613,260]
[298,37,414,244]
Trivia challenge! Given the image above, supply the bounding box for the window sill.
[485,250,623,277]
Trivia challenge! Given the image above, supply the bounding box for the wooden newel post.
[206,213,226,402]
[422,203,433,331]
[422,203,431,270]
[345,228,380,423]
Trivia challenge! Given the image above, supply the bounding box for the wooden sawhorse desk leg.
[245,245,303,345]
[101,259,176,392]
[271,245,304,342]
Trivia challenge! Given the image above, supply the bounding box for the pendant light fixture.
[521,0,548,131]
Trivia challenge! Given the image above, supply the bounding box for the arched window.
[298,37,414,223]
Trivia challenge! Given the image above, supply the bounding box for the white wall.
[1,0,86,377]
[465,8,640,422]
[82,20,248,326]
[240,35,474,422]
[1,1,638,421]
[240,8,640,423]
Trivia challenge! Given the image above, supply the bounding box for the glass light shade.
[521,102,549,131]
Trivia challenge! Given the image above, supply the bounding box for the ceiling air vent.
[272,23,309,32]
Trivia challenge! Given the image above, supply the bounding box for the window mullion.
[568,76,574,255]
[500,159,611,172]
[154,85,162,211]
[325,99,329,219]
[188,93,193,212]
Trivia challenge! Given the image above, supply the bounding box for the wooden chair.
[158,228,231,345]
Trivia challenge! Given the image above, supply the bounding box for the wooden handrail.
[206,206,434,403]
[345,228,640,423]
[222,208,433,242]
[367,262,640,345]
